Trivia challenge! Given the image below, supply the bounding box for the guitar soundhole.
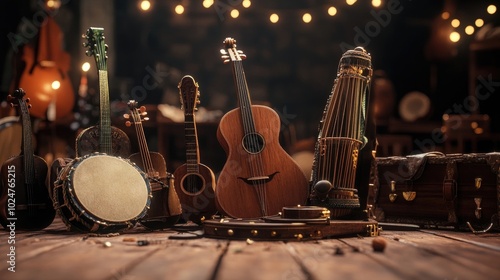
[182,174,205,195]
[242,133,265,154]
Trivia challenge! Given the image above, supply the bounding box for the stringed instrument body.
[126,101,181,229]
[76,28,130,158]
[173,75,217,223]
[215,38,309,218]
[0,89,55,230]
[17,15,75,120]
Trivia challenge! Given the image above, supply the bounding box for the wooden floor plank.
[286,239,402,280]
[121,238,227,280]
[215,240,307,280]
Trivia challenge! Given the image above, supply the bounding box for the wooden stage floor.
[1,218,500,280]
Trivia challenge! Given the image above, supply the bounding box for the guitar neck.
[232,60,257,135]
[184,114,200,173]
[98,69,112,154]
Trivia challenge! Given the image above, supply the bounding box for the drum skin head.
[72,154,149,222]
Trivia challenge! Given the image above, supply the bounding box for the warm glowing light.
[475,18,484,27]
[449,31,460,42]
[81,62,91,72]
[175,5,184,14]
[346,0,357,5]
[231,9,239,18]
[203,0,214,8]
[242,0,251,8]
[328,6,337,16]
[441,12,450,20]
[451,19,460,28]
[51,81,61,90]
[140,0,151,11]
[465,25,475,35]
[270,13,279,23]
[302,13,312,23]
[372,0,382,8]
[487,5,497,14]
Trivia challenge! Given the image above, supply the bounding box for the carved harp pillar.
[309,47,373,219]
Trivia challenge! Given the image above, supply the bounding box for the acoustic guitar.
[215,38,309,218]
[125,100,182,229]
[76,27,130,157]
[0,89,55,230]
[173,75,217,223]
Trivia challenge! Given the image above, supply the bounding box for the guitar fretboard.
[184,115,199,173]
[99,70,112,154]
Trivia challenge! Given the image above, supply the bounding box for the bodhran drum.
[53,153,151,233]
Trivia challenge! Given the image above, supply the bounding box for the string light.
[346,0,357,6]
[451,19,460,28]
[465,25,475,35]
[175,4,184,14]
[487,4,497,14]
[202,0,213,9]
[51,80,61,90]
[449,31,460,43]
[270,13,279,23]
[302,13,312,23]
[371,0,382,8]
[475,18,484,27]
[139,0,151,11]
[242,0,251,8]
[231,9,239,18]
[81,62,90,72]
[441,12,450,20]
[328,6,337,16]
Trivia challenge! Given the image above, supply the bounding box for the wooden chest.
[371,152,500,232]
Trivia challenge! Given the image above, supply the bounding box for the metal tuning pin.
[125,120,132,127]
[123,113,130,119]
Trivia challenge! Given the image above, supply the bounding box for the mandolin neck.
[232,60,256,135]
[133,117,156,177]
[98,69,112,154]
[184,114,200,173]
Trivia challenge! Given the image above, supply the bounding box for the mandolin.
[173,75,217,223]
[16,15,75,120]
[0,89,55,230]
[125,100,181,229]
[215,38,309,218]
[76,27,130,157]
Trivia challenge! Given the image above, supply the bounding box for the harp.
[310,47,373,219]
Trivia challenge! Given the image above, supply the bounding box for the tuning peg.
[6,95,13,102]
[123,113,130,119]
[82,42,89,48]
[239,54,247,60]
[85,50,92,56]
[81,33,87,39]
[139,106,147,113]
[141,112,148,117]
[125,120,132,127]
[143,117,150,122]
[26,98,30,103]
[223,59,230,64]
[220,49,228,55]
[27,104,32,109]
[221,55,229,60]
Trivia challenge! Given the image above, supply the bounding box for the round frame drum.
[53,153,151,233]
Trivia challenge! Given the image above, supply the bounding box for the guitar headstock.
[178,75,200,116]
[83,27,108,71]
[124,100,148,127]
[220,37,247,64]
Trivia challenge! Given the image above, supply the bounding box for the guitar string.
[233,56,268,216]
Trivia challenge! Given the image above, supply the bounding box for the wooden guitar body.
[0,155,55,230]
[129,151,181,229]
[75,125,131,158]
[216,105,309,218]
[173,162,216,223]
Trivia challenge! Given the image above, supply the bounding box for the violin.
[0,89,55,230]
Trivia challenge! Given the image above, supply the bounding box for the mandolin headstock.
[220,37,246,64]
[178,75,200,116]
[124,100,148,127]
[83,27,108,71]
